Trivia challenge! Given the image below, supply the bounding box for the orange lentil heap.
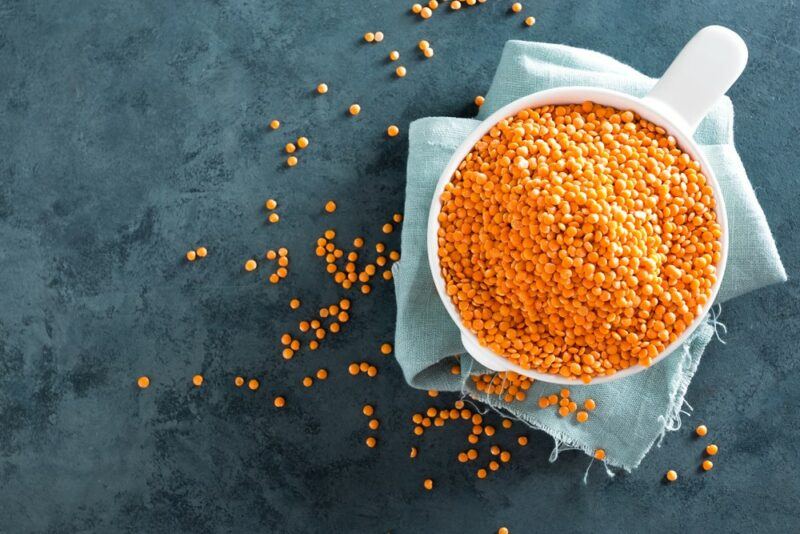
[471,371,532,403]
[437,102,722,381]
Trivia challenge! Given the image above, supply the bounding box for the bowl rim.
[426,86,729,385]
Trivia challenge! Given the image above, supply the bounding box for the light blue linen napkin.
[393,41,786,471]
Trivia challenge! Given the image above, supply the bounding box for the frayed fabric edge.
[457,315,720,476]
[459,358,618,483]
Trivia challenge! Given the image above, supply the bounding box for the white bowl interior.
[427,87,729,385]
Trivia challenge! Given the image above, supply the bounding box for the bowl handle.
[642,25,748,135]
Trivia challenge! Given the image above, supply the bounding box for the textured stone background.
[0,1,798,532]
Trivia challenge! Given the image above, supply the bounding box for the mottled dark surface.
[0,1,798,532]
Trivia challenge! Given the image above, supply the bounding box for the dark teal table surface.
[1,1,798,532]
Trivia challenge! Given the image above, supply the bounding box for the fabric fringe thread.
[708,303,728,344]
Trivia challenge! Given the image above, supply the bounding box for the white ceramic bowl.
[427,26,748,384]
